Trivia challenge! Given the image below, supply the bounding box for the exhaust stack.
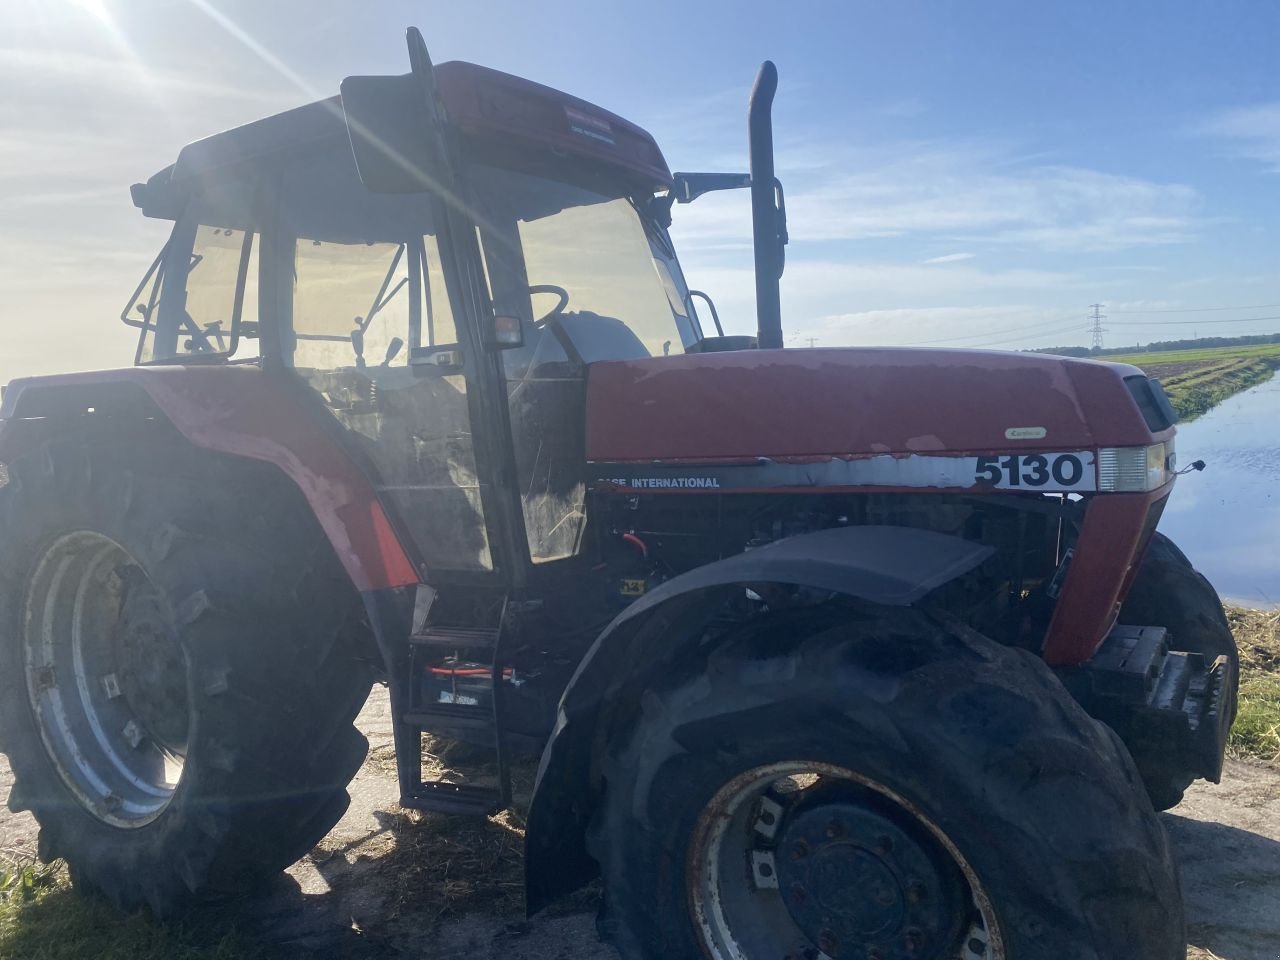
[749,61,786,349]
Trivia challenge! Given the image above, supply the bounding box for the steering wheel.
[528,284,569,328]
[525,283,585,367]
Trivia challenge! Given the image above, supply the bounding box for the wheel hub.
[774,795,965,959]
[22,531,189,828]
[111,565,189,753]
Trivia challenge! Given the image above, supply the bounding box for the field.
[1103,343,1280,420]
[1,609,1277,960]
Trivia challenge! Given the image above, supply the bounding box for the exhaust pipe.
[749,61,786,349]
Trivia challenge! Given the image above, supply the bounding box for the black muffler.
[749,61,787,350]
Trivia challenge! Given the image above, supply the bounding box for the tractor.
[0,26,1236,960]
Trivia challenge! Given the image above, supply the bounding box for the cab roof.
[132,60,672,219]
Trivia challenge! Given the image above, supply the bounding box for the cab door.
[267,145,503,577]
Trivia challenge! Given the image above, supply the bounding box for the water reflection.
[1160,375,1280,609]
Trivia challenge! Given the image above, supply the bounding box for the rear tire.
[588,605,1185,960]
[0,441,373,916]
[1120,531,1239,809]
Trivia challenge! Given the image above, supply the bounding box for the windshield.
[471,165,699,373]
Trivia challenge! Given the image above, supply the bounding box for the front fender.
[524,525,993,913]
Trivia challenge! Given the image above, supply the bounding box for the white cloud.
[677,256,1081,344]
[0,48,289,107]
[922,252,974,264]
[799,304,1086,349]
[672,140,1202,256]
[1196,102,1280,172]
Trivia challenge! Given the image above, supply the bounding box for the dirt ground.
[3,686,1278,959]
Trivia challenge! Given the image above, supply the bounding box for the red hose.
[428,666,514,678]
[622,531,649,558]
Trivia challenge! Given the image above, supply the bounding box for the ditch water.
[1159,373,1280,609]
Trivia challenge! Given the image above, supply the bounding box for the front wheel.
[588,605,1185,960]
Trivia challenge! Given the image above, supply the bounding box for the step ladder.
[397,587,512,817]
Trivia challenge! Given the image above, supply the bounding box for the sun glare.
[70,0,113,25]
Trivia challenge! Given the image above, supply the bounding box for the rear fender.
[524,525,993,913]
[0,368,418,592]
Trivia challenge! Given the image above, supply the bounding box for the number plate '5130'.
[973,452,1096,491]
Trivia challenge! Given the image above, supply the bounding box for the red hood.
[585,347,1165,463]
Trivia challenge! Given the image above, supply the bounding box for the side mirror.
[341,28,452,194]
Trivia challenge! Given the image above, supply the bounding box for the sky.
[3,0,1280,385]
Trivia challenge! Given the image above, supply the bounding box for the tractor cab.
[125,50,758,581]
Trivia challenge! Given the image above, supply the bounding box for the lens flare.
[70,0,113,25]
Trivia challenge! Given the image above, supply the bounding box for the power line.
[1109,303,1280,315]
[899,313,1081,347]
[1089,303,1107,350]
[963,323,1092,349]
[1110,314,1280,327]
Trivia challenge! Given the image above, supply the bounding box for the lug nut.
[907,880,925,904]
[825,819,845,839]
[123,720,144,749]
[789,881,807,904]
[792,839,809,860]
[904,927,924,955]
[874,834,894,855]
[817,929,838,955]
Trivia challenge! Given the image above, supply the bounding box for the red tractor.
[0,27,1236,960]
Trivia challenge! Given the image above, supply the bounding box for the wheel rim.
[23,531,189,828]
[688,761,1003,960]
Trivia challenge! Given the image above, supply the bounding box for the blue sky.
[3,0,1280,383]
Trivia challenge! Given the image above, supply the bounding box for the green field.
[1101,343,1280,420]
[1105,341,1280,367]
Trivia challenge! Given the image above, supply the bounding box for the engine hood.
[585,347,1168,464]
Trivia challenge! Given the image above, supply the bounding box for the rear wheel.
[588,605,1185,960]
[0,442,372,915]
[1120,531,1239,809]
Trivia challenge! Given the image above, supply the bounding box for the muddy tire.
[0,441,372,916]
[588,605,1184,960]
[1120,531,1239,809]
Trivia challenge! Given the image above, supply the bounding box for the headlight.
[1097,440,1175,492]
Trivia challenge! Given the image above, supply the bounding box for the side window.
[184,226,251,355]
[131,223,256,364]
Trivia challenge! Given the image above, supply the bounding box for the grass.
[0,861,256,960]
[1105,342,1280,367]
[0,611,1276,957]
[1100,344,1280,420]
[1226,606,1280,764]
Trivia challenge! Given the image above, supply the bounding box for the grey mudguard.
[523,525,994,913]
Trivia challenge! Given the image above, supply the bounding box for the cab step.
[401,782,505,817]
[398,585,513,816]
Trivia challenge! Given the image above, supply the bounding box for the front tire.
[588,605,1185,960]
[0,442,373,915]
